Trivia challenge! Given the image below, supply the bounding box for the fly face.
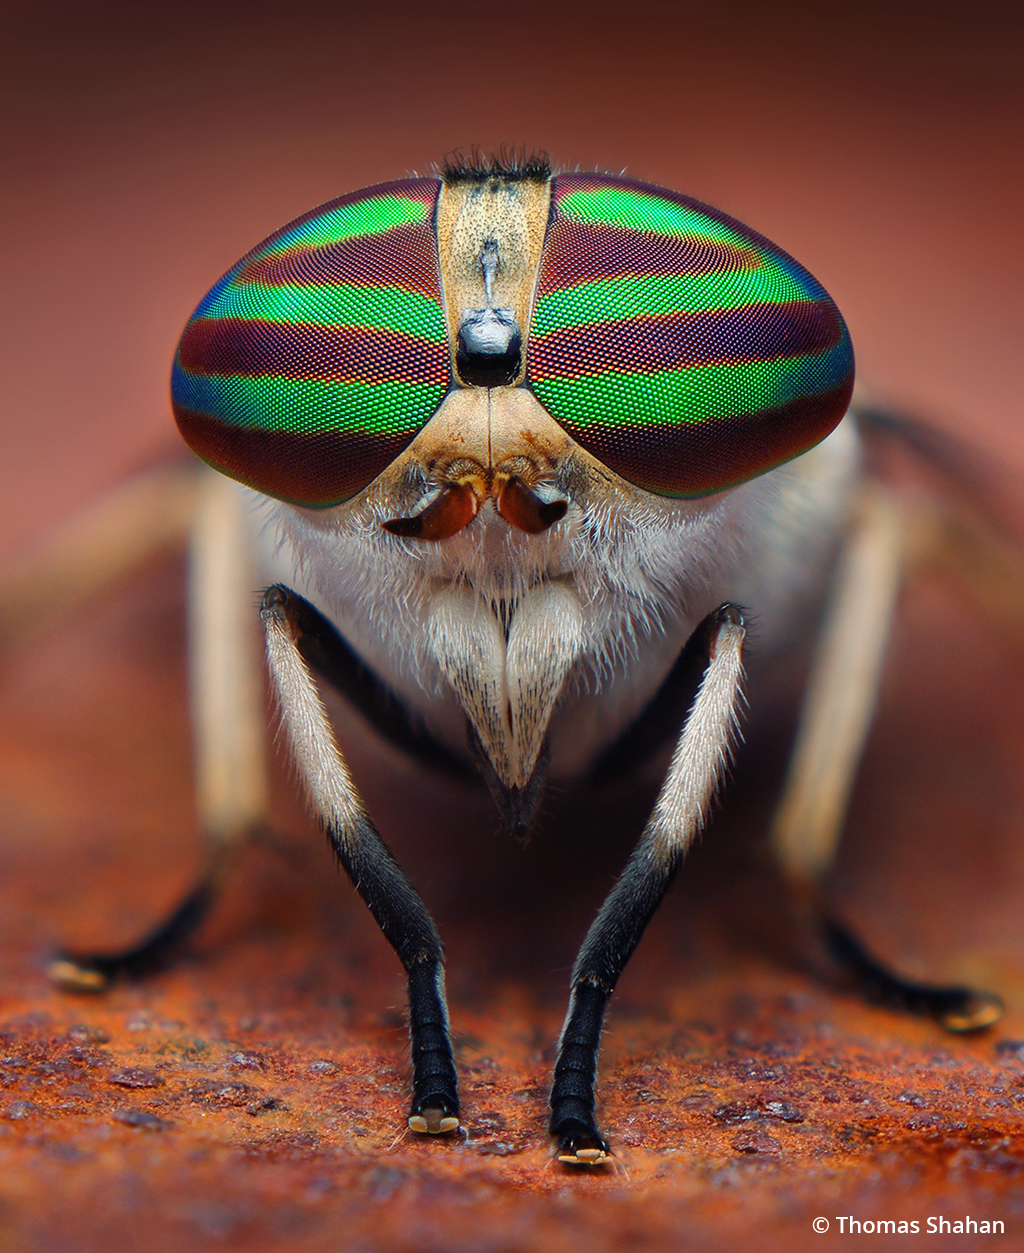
[263,383,860,808]
[56,153,1000,1168]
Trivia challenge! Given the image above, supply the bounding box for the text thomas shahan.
[835,1216,1005,1234]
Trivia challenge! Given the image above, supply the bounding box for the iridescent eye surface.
[172,179,449,507]
[527,174,854,497]
[173,166,854,508]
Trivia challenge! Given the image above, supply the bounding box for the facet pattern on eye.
[529,174,854,497]
[172,179,449,508]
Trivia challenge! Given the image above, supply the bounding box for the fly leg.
[550,604,747,1165]
[261,584,459,1136]
[771,481,1002,1031]
[0,461,199,652]
[50,468,267,990]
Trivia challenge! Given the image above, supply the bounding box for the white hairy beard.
[252,416,860,783]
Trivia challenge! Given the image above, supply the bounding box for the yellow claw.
[939,992,1003,1033]
[408,1108,460,1135]
[556,1146,610,1167]
[48,959,108,994]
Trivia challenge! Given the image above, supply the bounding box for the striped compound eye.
[172,179,449,508]
[528,175,855,497]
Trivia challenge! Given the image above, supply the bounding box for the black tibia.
[331,811,459,1128]
[49,856,227,992]
[824,917,1003,1033]
[550,834,682,1162]
[550,604,746,1164]
[273,588,476,783]
[589,609,732,784]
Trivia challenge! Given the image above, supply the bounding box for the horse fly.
[47,153,1002,1165]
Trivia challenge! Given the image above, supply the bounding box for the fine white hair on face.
[426,579,585,788]
[253,416,860,781]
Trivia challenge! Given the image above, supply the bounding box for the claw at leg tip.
[940,992,1003,1033]
[409,1108,460,1135]
[557,1146,611,1167]
[48,959,108,994]
[554,1134,612,1167]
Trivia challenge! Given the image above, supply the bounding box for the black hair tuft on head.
[441,145,553,184]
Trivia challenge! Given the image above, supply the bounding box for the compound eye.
[172,179,449,508]
[528,175,854,497]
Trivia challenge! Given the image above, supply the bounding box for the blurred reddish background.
[2,0,1021,564]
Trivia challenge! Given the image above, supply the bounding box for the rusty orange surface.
[3,2,1024,1250]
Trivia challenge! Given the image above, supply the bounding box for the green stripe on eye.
[531,343,852,430]
[556,187,750,246]
[260,195,431,254]
[533,267,811,336]
[199,283,447,342]
[180,373,447,436]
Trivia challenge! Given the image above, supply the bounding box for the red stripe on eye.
[177,317,449,386]
[174,406,412,507]
[237,222,443,297]
[536,218,762,295]
[529,301,845,381]
[567,381,854,497]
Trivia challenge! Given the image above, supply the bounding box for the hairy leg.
[51,468,267,990]
[261,584,459,1134]
[771,481,1001,1031]
[550,604,747,1165]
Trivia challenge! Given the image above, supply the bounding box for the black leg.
[550,604,747,1164]
[334,810,459,1131]
[824,916,1003,1032]
[550,851,680,1162]
[261,585,459,1132]
[49,854,228,992]
[52,467,268,995]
